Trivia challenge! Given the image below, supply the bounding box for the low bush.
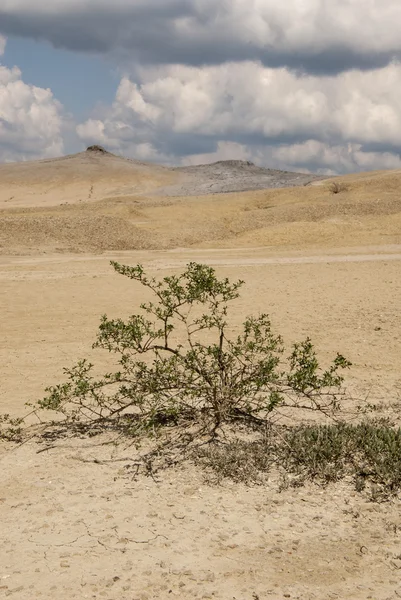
[38,262,350,436]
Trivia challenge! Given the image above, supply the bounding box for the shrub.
[328,181,349,194]
[38,262,350,436]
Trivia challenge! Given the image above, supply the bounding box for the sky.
[1,0,401,174]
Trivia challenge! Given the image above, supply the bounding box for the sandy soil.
[2,436,401,600]
[1,151,401,599]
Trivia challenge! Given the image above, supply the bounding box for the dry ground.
[1,150,401,599]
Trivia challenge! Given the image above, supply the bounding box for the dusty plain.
[1,149,401,599]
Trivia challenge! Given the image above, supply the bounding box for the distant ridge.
[0,149,326,198]
[0,146,401,255]
[164,158,325,196]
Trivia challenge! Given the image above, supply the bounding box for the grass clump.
[197,421,401,499]
[0,414,24,442]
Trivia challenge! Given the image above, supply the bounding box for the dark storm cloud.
[0,2,193,54]
[1,1,401,74]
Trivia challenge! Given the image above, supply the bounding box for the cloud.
[1,1,401,74]
[4,2,401,171]
[268,141,401,174]
[76,61,401,174]
[0,62,65,162]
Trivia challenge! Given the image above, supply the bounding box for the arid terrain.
[1,148,401,599]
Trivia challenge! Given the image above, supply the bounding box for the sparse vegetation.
[197,421,401,499]
[0,414,24,442]
[2,262,400,501]
[280,420,401,497]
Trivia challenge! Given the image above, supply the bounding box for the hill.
[0,148,400,254]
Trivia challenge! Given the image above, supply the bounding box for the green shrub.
[38,262,350,436]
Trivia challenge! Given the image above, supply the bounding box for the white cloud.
[76,61,401,173]
[135,62,401,146]
[76,119,106,146]
[1,1,401,73]
[0,63,65,162]
[268,141,401,174]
